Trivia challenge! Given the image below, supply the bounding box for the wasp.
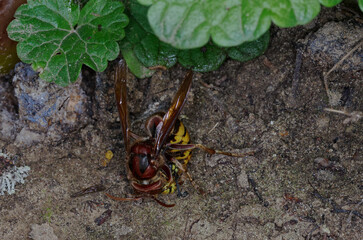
[106,60,253,207]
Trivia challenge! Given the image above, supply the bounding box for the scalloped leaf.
[7,0,128,86]
[125,0,273,76]
[134,35,178,68]
[177,44,226,72]
[227,30,270,62]
[129,2,179,68]
[137,0,154,5]
[319,0,342,7]
[138,0,344,49]
[120,15,178,77]
[129,0,154,34]
[120,41,155,78]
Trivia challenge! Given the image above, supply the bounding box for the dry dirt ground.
[0,7,362,240]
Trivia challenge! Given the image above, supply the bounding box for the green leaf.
[137,0,154,5]
[178,44,226,72]
[127,1,179,68]
[227,30,270,62]
[359,0,363,12]
[146,1,210,49]
[319,0,342,7]
[139,0,345,49]
[120,42,155,78]
[120,15,178,76]
[122,16,268,76]
[124,0,274,76]
[134,35,178,68]
[129,0,154,33]
[7,0,128,86]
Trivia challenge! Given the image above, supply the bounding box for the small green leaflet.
[7,0,128,86]
[123,16,178,69]
[120,2,179,78]
[319,0,342,7]
[178,44,227,72]
[129,0,154,34]
[127,2,179,69]
[227,31,270,62]
[120,41,155,79]
[138,0,344,49]
[120,15,177,78]
[134,35,178,69]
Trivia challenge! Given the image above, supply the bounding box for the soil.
[0,7,362,240]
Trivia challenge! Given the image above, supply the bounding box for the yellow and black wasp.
[106,60,253,207]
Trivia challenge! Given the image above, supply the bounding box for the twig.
[182,214,190,240]
[347,199,363,224]
[306,223,320,239]
[148,65,167,71]
[324,108,362,124]
[324,108,351,116]
[323,38,363,106]
[247,174,269,207]
[207,122,219,134]
[291,38,309,101]
[325,39,363,78]
[199,80,223,91]
[184,218,200,240]
[310,183,363,220]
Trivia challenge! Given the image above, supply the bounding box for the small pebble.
[314,157,330,167]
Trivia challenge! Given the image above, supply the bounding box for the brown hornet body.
[109,60,253,207]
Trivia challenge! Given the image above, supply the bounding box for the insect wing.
[154,71,193,156]
[114,60,131,154]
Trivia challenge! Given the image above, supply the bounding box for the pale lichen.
[0,152,30,195]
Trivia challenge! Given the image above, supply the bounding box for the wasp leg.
[171,158,205,196]
[104,192,142,202]
[176,183,189,198]
[167,143,255,157]
[105,193,175,207]
[70,184,106,198]
[174,174,188,198]
[129,131,146,142]
[150,196,175,208]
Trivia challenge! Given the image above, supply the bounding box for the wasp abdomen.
[167,119,192,165]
